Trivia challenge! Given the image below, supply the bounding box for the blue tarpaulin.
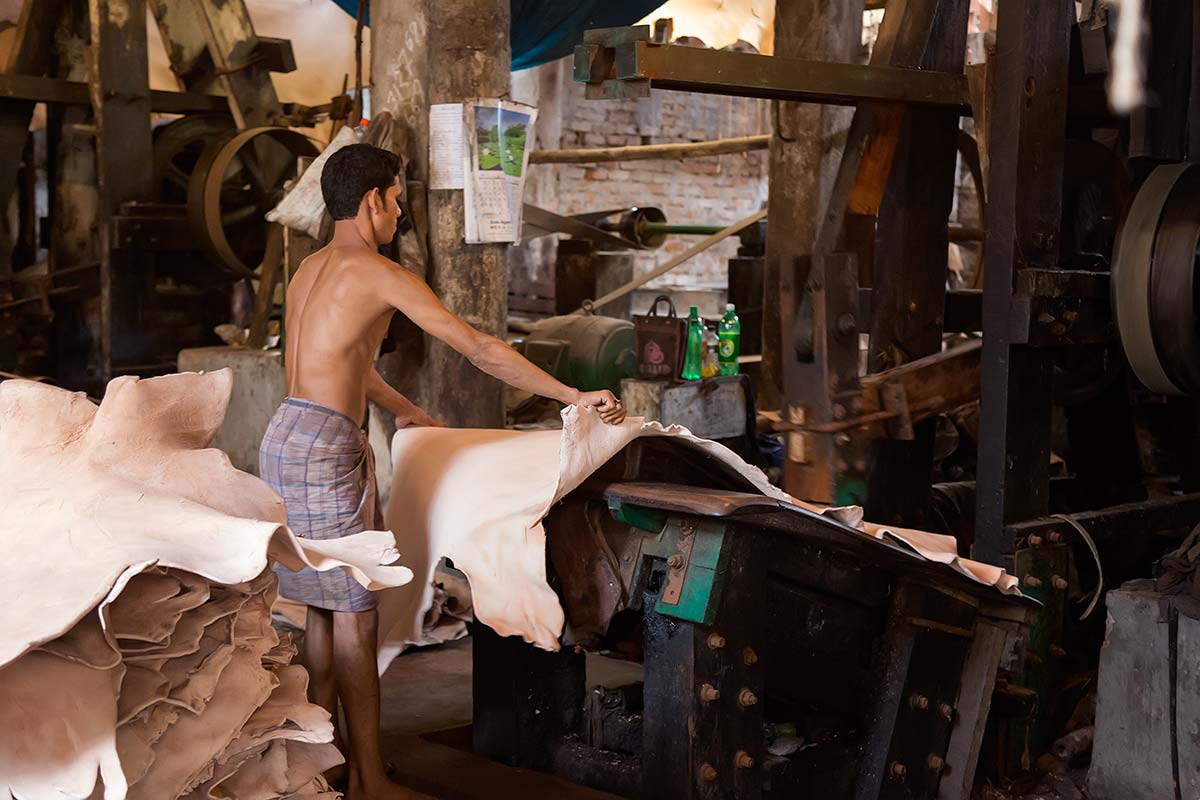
[330,0,665,71]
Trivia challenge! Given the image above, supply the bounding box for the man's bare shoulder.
[342,248,420,282]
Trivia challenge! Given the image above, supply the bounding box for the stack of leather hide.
[0,371,412,799]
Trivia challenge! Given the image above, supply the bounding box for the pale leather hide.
[379,406,1020,661]
[0,371,412,799]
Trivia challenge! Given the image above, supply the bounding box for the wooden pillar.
[0,0,58,282]
[974,0,1072,566]
[864,1,970,528]
[89,0,154,379]
[763,0,861,410]
[371,0,511,428]
[783,0,963,506]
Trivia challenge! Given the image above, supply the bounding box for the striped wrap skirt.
[259,397,381,612]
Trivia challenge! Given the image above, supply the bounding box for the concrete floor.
[379,635,643,738]
[377,636,641,799]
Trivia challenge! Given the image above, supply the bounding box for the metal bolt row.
[699,752,756,783]
[889,755,948,779]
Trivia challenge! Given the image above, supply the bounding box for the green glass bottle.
[718,303,741,376]
[681,306,704,380]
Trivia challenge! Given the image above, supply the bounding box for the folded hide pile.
[0,371,413,800]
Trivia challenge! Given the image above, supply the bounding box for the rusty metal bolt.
[835,433,852,446]
[1027,534,1044,547]
[1023,575,1042,588]
[1049,644,1067,658]
[667,555,684,569]
[938,703,955,722]
[700,684,720,702]
[735,751,755,769]
[927,755,945,772]
[707,633,726,650]
[1052,575,1069,590]
[742,647,759,666]
[909,693,929,711]
[738,688,758,708]
[889,762,907,779]
[832,404,847,420]
[1048,531,1064,543]
[700,764,718,782]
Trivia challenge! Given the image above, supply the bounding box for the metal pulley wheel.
[1112,162,1200,395]
[187,126,319,279]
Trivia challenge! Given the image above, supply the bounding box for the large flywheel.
[1112,163,1200,395]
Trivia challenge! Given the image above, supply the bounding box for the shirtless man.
[259,143,625,799]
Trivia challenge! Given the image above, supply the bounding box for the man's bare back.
[285,245,395,425]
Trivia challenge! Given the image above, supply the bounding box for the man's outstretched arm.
[375,258,625,424]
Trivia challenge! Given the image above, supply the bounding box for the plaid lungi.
[259,397,381,612]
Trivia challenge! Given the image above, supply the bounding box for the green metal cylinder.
[524,315,637,396]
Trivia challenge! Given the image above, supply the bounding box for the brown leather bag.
[634,295,687,381]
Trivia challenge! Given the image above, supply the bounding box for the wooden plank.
[89,0,155,378]
[936,620,1009,799]
[148,0,213,90]
[181,0,283,128]
[974,0,1074,566]
[592,39,972,111]
[0,74,227,112]
[0,0,59,280]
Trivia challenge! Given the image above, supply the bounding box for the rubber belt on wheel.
[1149,164,1200,394]
[1112,163,1190,395]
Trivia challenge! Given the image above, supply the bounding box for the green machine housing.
[519,315,637,397]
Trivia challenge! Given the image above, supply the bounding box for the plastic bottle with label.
[718,303,741,376]
[681,306,704,380]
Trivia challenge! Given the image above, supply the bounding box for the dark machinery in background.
[0,0,338,395]
[475,2,1200,798]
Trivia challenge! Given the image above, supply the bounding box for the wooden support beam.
[864,0,970,528]
[89,0,155,379]
[174,0,283,128]
[0,0,59,281]
[763,0,861,411]
[1007,492,1200,545]
[528,133,769,164]
[975,0,1074,566]
[0,74,228,113]
[784,0,968,507]
[577,36,972,112]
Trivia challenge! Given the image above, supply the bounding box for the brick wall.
[533,61,770,290]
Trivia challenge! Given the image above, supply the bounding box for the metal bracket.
[575,27,652,100]
[661,517,696,605]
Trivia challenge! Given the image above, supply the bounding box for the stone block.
[177,347,285,476]
[1089,580,1200,799]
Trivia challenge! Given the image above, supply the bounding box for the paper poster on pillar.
[463,99,537,244]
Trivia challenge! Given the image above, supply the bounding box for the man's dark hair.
[320,143,402,220]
